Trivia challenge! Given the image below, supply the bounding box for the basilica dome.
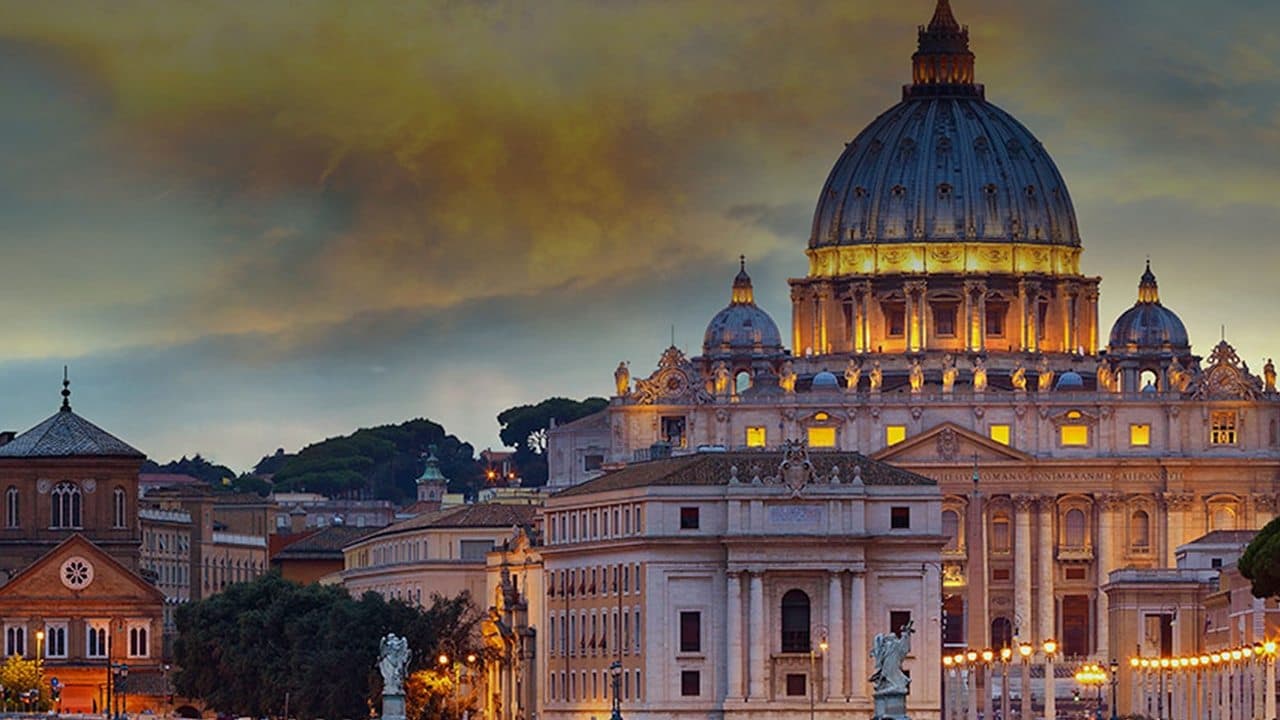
[702,259,784,358]
[809,0,1080,251]
[1108,263,1190,352]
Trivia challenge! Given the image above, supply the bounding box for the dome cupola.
[702,257,785,359]
[908,0,980,98]
[1108,262,1190,353]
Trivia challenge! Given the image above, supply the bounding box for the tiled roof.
[552,450,934,499]
[0,409,143,458]
[139,473,204,488]
[357,503,537,544]
[1184,530,1257,546]
[273,526,378,559]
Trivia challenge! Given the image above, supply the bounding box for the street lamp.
[1043,639,1058,720]
[1000,647,1013,720]
[1018,642,1033,720]
[609,660,623,720]
[1108,658,1119,720]
[810,629,829,720]
[118,663,129,720]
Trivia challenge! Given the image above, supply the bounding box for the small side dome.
[812,370,840,389]
[1107,262,1190,353]
[703,257,785,358]
[1055,370,1084,391]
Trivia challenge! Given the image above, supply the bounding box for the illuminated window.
[989,425,1011,445]
[745,426,766,448]
[1129,424,1151,447]
[1060,425,1089,447]
[807,427,836,448]
[885,426,907,447]
[1210,411,1237,445]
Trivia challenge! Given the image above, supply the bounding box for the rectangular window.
[1130,424,1151,447]
[584,454,604,472]
[679,507,700,530]
[679,611,701,653]
[884,302,906,338]
[933,303,958,337]
[807,426,837,448]
[890,611,913,636]
[786,673,807,697]
[1064,567,1087,581]
[5,625,24,657]
[986,304,1007,337]
[989,424,1011,446]
[1210,411,1238,445]
[460,539,495,561]
[681,670,700,697]
[890,506,911,529]
[127,623,150,658]
[992,568,1011,582]
[1059,425,1089,447]
[44,623,67,658]
[885,426,907,447]
[745,426,767,448]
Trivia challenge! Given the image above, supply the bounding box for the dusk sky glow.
[2,0,1279,469]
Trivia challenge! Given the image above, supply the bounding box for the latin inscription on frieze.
[767,505,823,527]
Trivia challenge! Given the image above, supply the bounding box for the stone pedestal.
[381,693,406,720]
[874,689,909,720]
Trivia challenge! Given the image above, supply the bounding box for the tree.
[269,419,483,502]
[497,397,607,485]
[0,655,47,710]
[141,454,237,486]
[173,573,483,719]
[1238,515,1280,598]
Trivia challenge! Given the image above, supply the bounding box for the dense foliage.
[268,418,482,502]
[141,455,237,486]
[173,573,482,720]
[1238,515,1280,598]
[497,396,607,485]
[0,655,47,710]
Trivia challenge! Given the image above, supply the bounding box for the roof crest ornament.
[60,365,72,413]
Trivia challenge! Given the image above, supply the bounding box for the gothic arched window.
[781,589,811,652]
[112,487,127,528]
[5,487,17,528]
[50,482,81,529]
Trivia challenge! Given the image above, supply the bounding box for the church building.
[548,0,1280,666]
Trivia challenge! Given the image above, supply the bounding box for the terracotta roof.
[0,409,143,459]
[272,525,378,559]
[139,473,204,489]
[357,503,537,544]
[553,450,934,499]
[553,410,609,432]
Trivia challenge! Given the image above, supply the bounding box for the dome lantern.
[908,0,982,99]
[701,257,786,360]
[731,255,755,305]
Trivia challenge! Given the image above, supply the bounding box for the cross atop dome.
[908,0,981,98]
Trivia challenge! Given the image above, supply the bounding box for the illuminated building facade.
[549,0,1280,671]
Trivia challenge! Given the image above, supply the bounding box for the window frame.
[1210,411,1238,446]
[4,486,17,528]
[1129,423,1151,447]
[885,425,907,447]
[680,670,701,697]
[890,506,911,530]
[43,622,68,659]
[679,507,700,530]
[678,610,702,654]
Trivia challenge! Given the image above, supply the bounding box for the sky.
[1,0,1279,470]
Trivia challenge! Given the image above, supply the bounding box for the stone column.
[791,287,806,356]
[828,571,845,699]
[906,280,927,352]
[850,571,867,699]
[727,571,744,700]
[1037,496,1056,643]
[1163,492,1193,568]
[1013,495,1035,641]
[967,489,989,647]
[1096,494,1121,659]
[748,571,765,699]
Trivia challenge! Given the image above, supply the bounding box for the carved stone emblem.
[776,440,815,497]
[936,428,959,460]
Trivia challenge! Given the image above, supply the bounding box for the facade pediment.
[0,533,164,603]
[872,422,1033,465]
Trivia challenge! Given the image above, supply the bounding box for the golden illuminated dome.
[702,257,785,358]
[808,0,1081,273]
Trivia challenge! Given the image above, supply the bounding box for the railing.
[211,531,267,548]
[139,508,191,523]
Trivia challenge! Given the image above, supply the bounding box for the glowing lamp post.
[609,660,624,720]
[1000,647,1013,720]
[966,650,979,720]
[1043,640,1058,720]
[1019,642,1034,720]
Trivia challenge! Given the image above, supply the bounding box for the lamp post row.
[943,640,1059,720]
[1130,641,1278,720]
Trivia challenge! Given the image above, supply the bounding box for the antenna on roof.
[671,324,676,348]
[60,366,72,413]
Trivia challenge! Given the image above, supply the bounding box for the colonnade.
[1131,644,1277,720]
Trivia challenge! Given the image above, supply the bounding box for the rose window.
[60,556,94,590]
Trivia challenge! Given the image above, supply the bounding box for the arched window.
[50,482,81,528]
[4,487,17,528]
[1064,508,1086,548]
[942,510,960,551]
[1210,506,1236,531]
[991,617,1013,649]
[113,487,127,528]
[1130,510,1150,549]
[780,589,811,652]
[992,513,1011,553]
[735,371,752,394]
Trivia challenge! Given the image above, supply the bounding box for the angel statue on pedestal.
[869,619,914,696]
[379,633,411,696]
